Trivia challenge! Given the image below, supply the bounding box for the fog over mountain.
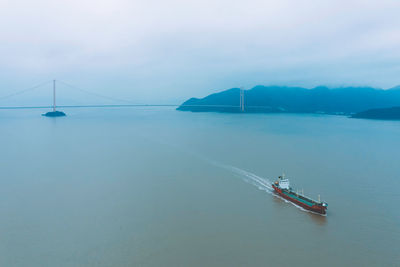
[178,85,400,114]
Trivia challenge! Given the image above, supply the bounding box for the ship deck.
[282,190,315,207]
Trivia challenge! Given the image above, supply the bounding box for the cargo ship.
[272,175,328,215]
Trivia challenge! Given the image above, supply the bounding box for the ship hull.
[272,184,327,215]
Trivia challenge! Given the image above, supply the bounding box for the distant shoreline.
[177,85,400,120]
[351,107,400,120]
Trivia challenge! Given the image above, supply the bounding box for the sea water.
[0,107,399,266]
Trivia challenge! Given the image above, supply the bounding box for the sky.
[0,0,400,105]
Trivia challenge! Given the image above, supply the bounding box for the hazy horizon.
[2,82,400,108]
[1,0,400,104]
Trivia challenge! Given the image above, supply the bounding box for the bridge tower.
[53,80,56,112]
[43,79,66,117]
[239,88,245,112]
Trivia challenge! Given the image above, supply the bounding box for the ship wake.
[211,163,325,215]
[223,165,274,194]
[205,160,274,194]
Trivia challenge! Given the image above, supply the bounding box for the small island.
[42,111,66,117]
[351,107,400,120]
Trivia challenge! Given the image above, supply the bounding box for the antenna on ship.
[318,194,321,203]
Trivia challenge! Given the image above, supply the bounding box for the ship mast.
[53,79,56,112]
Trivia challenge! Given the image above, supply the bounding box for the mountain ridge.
[177,85,400,114]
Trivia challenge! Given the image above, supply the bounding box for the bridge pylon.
[239,87,245,112]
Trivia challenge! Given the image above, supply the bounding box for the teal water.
[0,108,399,266]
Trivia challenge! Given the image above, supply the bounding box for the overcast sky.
[1,0,400,105]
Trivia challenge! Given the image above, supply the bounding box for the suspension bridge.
[0,80,247,114]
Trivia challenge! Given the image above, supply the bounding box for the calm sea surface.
[0,108,399,266]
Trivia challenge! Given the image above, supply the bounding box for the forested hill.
[177,86,400,114]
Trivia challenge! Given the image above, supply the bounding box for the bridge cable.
[0,80,52,101]
[57,80,140,105]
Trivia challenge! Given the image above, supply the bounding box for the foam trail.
[226,166,273,193]
[205,160,273,194]
[207,161,325,215]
